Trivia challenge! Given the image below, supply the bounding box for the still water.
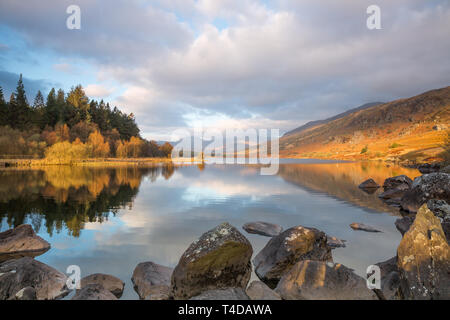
[0,161,420,299]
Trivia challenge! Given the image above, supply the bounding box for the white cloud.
[84,84,114,98]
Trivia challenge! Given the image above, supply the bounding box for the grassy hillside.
[280,86,450,163]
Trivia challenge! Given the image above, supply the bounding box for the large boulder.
[132,261,173,300]
[382,175,412,191]
[400,173,450,213]
[246,281,281,300]
[71,284,117,300]
[0,257,69,300]
[275,260,378,300]
[0,224,50,261]
[80,273,124,298]
[171,222,253,300]
[242,222,283,237]
[189,288,249,300]
[8,287,37,300]
[253,225,332,288]
[427,199,450,240]
[374,257,401,300]
[397,204,450,299]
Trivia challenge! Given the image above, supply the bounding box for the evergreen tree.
[33,90,45,109]
[0,86,6,126]
[13,74,31,129]
[44,88,58,127]
[32,90,46,128]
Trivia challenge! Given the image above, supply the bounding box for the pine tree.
[0,86,6,126]
[33,90,45,109]
[32,90,46,128]
[10,74,31,129]
[44,88,58,127]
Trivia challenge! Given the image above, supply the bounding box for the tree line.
[0,74,172,160]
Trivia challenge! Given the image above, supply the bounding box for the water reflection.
[0,165,176,236]
[0,161,420,299]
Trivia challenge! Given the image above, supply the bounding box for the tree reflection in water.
[0,164,177,237]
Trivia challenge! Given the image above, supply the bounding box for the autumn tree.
[87,130,110,158]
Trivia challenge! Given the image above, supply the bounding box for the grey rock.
[326,236,346,248]
[171,222,253,299]
[350,223,382,233]
[397,204,450,299]
[275,260,378,300]
[80,273,124,298]
[400,173,450,213]
[246,281,281,300]
[378,188,408,200]
[418,163,441,174]
[395,216,415,236]
[8,287,37,300]
[132,261,173,300]
[374,257,401,300]
[382,175,413,191]
[242,221,283,237]
[0,224,50,261]
[71,284,117,300]
[253,225,332,289]
[0,257,69,300]
[190,288,249,300]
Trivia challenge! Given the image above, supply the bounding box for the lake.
[0,160,420,299]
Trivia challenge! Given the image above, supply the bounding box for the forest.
[0,74,173,160]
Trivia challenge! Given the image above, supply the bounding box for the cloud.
[84,83,114,98]
[0,70,54,102]
[0,0,449,137]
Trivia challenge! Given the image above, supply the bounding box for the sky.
[0,0,449,141]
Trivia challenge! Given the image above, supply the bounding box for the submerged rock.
[358,179,380,192]
[275,260,378,300]
[242,221,283,237]
[0,224,50,261]
[190,288,249,300]
[246,281,281,300]
[382,175,413,191]
[80,273,124,298]
[350,223,382,233]
[400,173,450,213]
[397,204,450,299]
[253,225,332,288]
[132,261,173,300]
[71,284,117,300]
[171,222,253,300]
[0,257,69,300]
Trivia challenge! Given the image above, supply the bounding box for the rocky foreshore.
[0,169,449,300]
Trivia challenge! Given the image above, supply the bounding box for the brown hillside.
[280,86,450,162]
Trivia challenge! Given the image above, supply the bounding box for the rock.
[350,223,382,233]
[382,175,413,191]
[242,221,283,237]
[326,236,346,248]
[358,179,380,191]
[374,257,400,300]
[440,165,450,174]
[427,199,450,220]
[418,163,441,174]
[132,261,173,300]
[384,198,402,207]
[80,273,124,298]
[378,188,408,200]
[0,257,69,300]
[8,287,37,300]
[395,216,415,236]
[397,204,450,299]
[189,288,250,300]
[400,173,450,213]
[246,281,281,300]
[0,224,50,261]
[71,284,117,300]
[171,222,253,300]
[275,260,378,300]
[253,225,332,288]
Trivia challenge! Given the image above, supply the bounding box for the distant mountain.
[280,86,450,162]
[283,102,383,137]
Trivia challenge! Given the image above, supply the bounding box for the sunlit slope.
[280,86,450,162]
